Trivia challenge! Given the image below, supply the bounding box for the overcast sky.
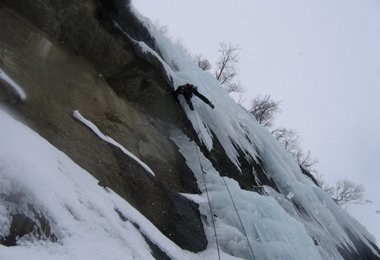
[133,0,380,243]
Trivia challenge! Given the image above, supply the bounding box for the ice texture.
[131,6,379,259]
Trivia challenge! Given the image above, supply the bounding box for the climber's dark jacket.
[175,84,215,110]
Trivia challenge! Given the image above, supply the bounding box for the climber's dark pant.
[184,95,194,110]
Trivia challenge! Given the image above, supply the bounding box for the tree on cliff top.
[214,42,245,95]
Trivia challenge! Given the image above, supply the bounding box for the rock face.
[0,1,379,259]
[0,0,207,252]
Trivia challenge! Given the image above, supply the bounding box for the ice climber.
[175,83,215,111]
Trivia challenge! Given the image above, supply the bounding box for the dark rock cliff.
[0,0,207,252]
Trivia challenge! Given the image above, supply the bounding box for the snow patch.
[72,110,155,176]
[180,193,207,205]
[0,69,27,100]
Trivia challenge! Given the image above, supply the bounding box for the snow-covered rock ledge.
[0,69,27,101]
[72,110,155,176]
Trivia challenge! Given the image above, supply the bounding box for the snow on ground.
[0,109,203,260]
[0,69,27,101]
[72,110,155,176]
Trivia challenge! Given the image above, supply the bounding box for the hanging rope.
[110,14,248,257]
[190,109,221,260]
[220,177,255,259]
[192,107,254,260]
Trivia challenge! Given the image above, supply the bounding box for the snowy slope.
[0,109,195,260]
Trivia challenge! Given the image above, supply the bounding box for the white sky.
[132,0,380,243]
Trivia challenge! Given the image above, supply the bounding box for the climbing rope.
[192,111,222,260]
[192,108,255,260]
[110,14,249,257]
[220,177,255,259]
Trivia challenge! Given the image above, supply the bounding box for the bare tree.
[215,42,238,84]
[314,174,367,207]
[194,54,211,71]
[271,128,299,154]
[314,172,328,187]
[214,42,245,94]
[249,94,280,127]
[327,179,366,206]
[153,25,242,95]
[294,150,319,173]
[272,127,318,173]
[251,96,317,172]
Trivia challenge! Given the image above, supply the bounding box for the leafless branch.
[329,179,366,206]
[294,150,319,173]
[314,175,367,207]
[249,94,280,127]
[214,42,245,94]
[215,42,239,82]
[272,128,299,153]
